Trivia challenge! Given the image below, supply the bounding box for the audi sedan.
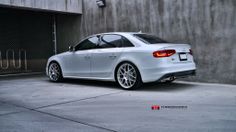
[46,32,196,89]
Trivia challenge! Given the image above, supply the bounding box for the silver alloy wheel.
[117,63,137,89]
[49,63,61,81]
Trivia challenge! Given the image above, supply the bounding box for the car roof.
[95,32,143,36]
[79,32,151,45]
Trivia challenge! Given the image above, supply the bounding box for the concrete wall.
[57,14,82,53]
[63,0,234,84]
[0,0,82,14]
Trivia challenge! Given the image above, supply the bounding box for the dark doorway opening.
[0,8,54,75]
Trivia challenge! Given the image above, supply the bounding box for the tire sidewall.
[116,62,142,90]
[48,62,63,82]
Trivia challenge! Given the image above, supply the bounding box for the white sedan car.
[46,32,196,89]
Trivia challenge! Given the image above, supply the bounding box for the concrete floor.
[0,75,236,132]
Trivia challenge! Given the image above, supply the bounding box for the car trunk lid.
[150,43,193,63]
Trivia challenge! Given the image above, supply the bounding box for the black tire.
[48,62,63,82]
[116,62,143,90]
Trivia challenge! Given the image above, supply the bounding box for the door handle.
[84,56,90,59]
[109,55,117,58]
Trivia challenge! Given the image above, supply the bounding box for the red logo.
[151,105,160,110]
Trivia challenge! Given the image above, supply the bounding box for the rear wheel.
[116,62,142,90]
[48,62,63,82]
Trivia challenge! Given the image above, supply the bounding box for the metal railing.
[0,49,27,70]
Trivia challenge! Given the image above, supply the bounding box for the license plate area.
[179,53,187,61]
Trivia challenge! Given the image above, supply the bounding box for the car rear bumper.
[157,70,196,82]
[140,62,196,83]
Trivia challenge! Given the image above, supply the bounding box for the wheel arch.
[114,60,143,82]
[47,60,64,77]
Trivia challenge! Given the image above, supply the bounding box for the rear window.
[133,34,168,44]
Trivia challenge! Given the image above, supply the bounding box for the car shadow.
[55,78,196,92]
[60,78,121,90]
[138,82,197,92]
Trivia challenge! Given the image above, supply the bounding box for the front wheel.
[48,62,63,82]
[116,62,142,90]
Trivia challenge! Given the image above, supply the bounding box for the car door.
[91,34,124,78]
[63,36,99,78]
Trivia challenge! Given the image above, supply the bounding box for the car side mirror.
[69,46,74,52]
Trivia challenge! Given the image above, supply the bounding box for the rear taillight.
[189,49,193,55]
[153,50,176,58]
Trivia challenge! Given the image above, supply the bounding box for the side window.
[75,36,98,51]
[100,35,123,48]
[122,37,134,47]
